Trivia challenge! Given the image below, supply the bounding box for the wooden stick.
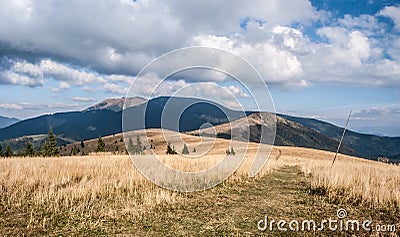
[331,110,352,167]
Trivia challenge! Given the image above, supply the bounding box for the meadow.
[0,132,399,235]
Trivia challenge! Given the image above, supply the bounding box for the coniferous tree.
[226,148,231,155]
[182,143,189,155]
[96,136,106,152]
[70,145,78,156]
[166,143,177,155]
[5,145,13,157]
[36,145,43,157]
[0,145,3,157]
[80,140,85,149]
[128,137,135,154]
[135,135,143,155]
[24,139,35,157]
[230,147,235,156]
[43,128,59,157]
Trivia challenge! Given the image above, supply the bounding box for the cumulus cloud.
[379,5,400,31]
[103,82,129,95]
[0,0,399,94]
[0,71,42,87]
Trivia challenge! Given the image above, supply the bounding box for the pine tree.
[80,140,85,148]
[230,147,235,155]
[135,135,143,155]
[36,145,43,157]
[166,143,177,155]
[128,137,135,154]
[70,145,78,156]
[43,128,59,157]
[0,145,3,157]
[24,139,35,157]
[182,143,189,155]
[96,136,106,152]
[5,145,13,157]
[226,148,231,155]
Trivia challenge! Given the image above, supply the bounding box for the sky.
[0,0,399,136]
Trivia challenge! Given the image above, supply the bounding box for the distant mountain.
[279,114,400,159]
[0,116,19,128]
[0,96,246,144]
[84,97,146,112]
[0,110,122,143]
[1,96,399,160]
[389,154,400,163]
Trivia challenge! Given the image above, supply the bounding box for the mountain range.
[0,96,399,161]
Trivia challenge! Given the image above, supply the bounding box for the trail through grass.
[2,165,396,236]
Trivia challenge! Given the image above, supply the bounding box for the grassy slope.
[1,165,398,236]
[1,130,399,236]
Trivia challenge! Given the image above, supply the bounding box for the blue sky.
[0,0,399,136]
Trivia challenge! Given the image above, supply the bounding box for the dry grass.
[276,146,400,208]
[0,133,280,234]
[1,131,399,234]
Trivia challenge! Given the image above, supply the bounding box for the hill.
[189,112,355,155]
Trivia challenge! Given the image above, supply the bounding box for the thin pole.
[331,110,352,167]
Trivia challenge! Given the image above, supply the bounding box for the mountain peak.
[84,97,147,112]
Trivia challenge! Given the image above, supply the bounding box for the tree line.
[1,128,237,158]
[0,128,60,158]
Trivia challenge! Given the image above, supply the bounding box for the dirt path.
[3,164,397,236]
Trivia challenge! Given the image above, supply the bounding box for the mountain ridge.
[84,96,147,112]
[0,96,399,160]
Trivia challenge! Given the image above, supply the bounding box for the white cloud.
[0,71,43,87]
[70,97,96,102]
[191,34,305,88]
[103,82,128,95]
[0,0,399,93]
[0,102,79,111]
[59,81,71,90]
[0,103,23,110]
[40,59,105,85]
[107,74,134,84]
[0,0,319,76]
[379,6,400,31]
[338,14,384,35]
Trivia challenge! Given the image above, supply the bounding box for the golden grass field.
[0,129,399,235]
